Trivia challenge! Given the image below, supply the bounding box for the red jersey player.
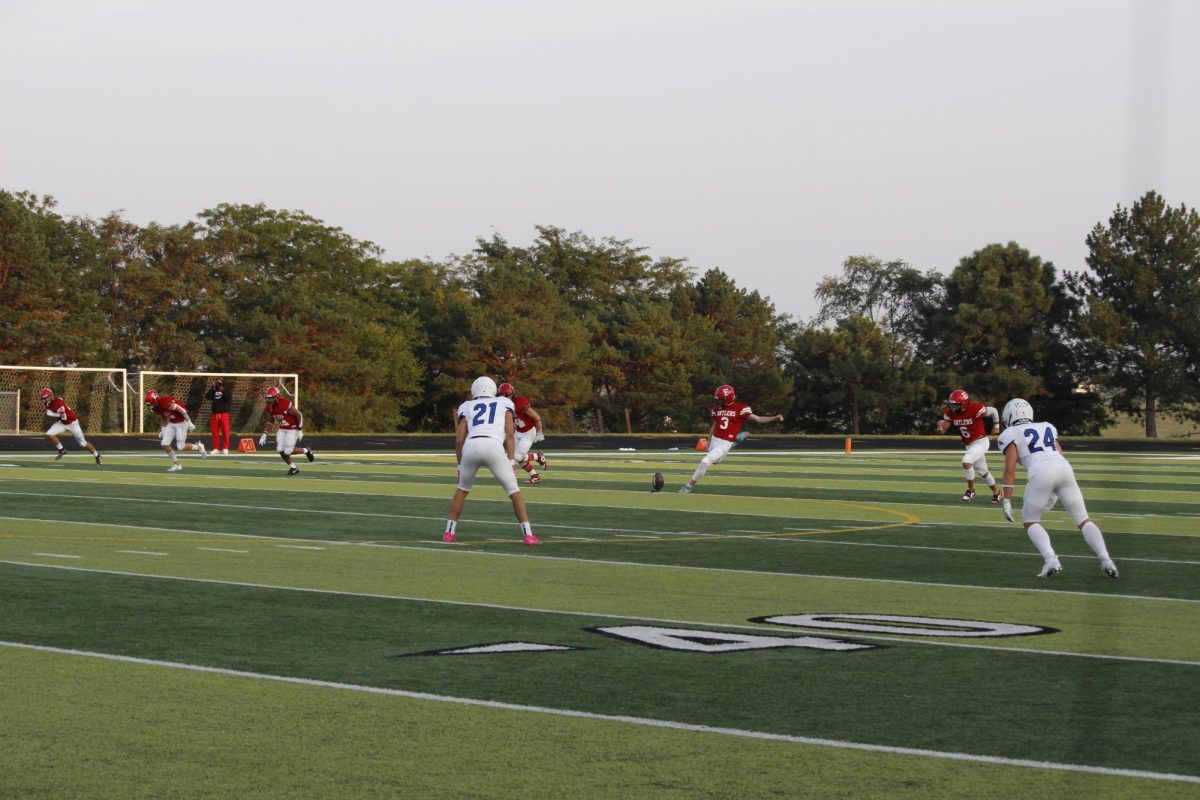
[936,388,1001,502]
[40,388,102,465]
[260,386,314,475]
[679,384,783,493]
[498,382,547,484]
[145,389,206,471]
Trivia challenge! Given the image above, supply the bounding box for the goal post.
[0,366,129,434]
[137,371,299,435]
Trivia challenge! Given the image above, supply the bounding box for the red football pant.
[210,413,231,450]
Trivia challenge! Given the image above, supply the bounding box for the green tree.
[921,242,1106,434]
[784,317,934,434]
[0,192,109,365]
[814,255,943,341]
[1067,192,1200,436]
[198,203,424,431]
[677,269,792,428]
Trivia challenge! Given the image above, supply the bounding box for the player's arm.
[169,402,195,428]
[454,413,467,463]
[986,406,1000,435]
[526,406,546,440]
[747,413,783,424]
[504,410,516,462]
[1000,442,1019,522]
[936,414,950,434]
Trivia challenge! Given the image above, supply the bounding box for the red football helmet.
[948,389,969,413]
[715,384,736,406]
[498,382,515,398]
[39,387,53,406]
[145,389,160,405]
[265,386,280,400]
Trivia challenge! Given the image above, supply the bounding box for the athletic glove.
[535,430,544,443]
[186,420,195,431]
[259,433,268,447]
[1001,498,1014,524]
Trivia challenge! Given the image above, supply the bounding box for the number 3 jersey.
[997,421,1063,471]
[710,401,753,443]
[456,396,516,442]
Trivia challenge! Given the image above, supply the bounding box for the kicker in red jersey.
[46,397,78,424]
[710,402,753,443]
[942,400,990,446]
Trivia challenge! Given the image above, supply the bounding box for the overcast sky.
[2,0,1197,322]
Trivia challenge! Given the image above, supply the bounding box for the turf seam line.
[2,640,1197,785]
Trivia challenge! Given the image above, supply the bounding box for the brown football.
[652,472,665,492]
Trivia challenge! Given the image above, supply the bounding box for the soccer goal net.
[0,366,129,434]
[136,371,300,434]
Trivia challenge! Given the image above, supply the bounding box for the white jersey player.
[442,376,540,546]
[997,398,1118,579]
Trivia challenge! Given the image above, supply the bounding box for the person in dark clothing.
[204,378,233,454]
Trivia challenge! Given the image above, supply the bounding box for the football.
[651,472,665,492]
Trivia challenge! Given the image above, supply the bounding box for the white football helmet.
[1002,398,1034,427]
[471,376,497,398]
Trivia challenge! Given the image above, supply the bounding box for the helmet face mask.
[1002,398,1035,428]
[40,388,53,406]
[471,376,497,399]
[948,388,969,414]
[265,386,280,400]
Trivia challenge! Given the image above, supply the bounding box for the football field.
[2,444,1198,799]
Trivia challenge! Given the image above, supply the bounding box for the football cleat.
[678,484,693,494]
[536,452,547,469]
[991,491,1002,504]
[442,532,457,543]
[55,448,67,461]
[288,465,299,475]
[962,488,977,502]
[1100,559,1119,578]
[527,474,542,484]
[94,454,103,466]
[197,443,208,459]
[167,463,182,472]
[1036,558,1063,578]
[305,447,315,463]
[522,533,541,546]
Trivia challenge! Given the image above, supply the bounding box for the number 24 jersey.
[997,421,1063,470]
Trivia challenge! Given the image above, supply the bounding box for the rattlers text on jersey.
[266,396,302,430]
[711,402,753,443]
[942,400,990,446]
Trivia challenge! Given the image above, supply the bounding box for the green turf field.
[2,443,1198,798]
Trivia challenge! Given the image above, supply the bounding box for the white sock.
[1080,521,1110,560]
[1026,524,1056,559]
[445,519,457,535]
[520,522,533,537]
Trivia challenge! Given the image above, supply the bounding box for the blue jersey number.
[471,401,498,426]
[1023,426,1055,453]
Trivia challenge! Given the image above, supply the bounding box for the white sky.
[2,0,1197,322]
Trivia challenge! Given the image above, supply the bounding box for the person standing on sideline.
[145,389,206,472]
[498,381,547,484]
[260,386,314,475]
[442,376,540,545]
[936,388,1002,503]
[204,378,232,454]
[679,384,783,494]
[997,398,1118,579]
[40,388,102,465]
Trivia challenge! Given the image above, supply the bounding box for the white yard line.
[1,639,1197,785]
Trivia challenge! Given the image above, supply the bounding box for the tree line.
[1,189,1196,435]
